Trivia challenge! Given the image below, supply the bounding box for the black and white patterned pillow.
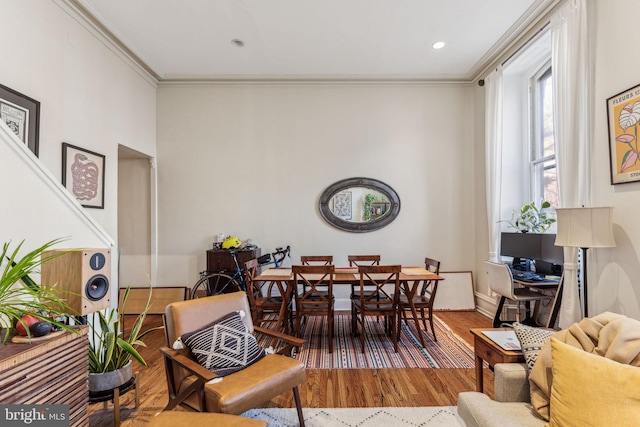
[513,322,555,372]
[180,310,265,377]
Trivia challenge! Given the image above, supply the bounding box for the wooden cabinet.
[206,248,261,273]
[0,327,89,427]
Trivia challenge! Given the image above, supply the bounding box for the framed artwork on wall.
[607,83,640,184]
[0,83,40,156]
[332,191,352,220]
[62,143,106,209]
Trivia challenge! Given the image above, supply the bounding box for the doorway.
[117,144,156,289]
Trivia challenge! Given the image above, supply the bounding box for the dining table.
[253,266,444,348]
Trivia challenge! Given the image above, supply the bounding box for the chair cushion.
[547,338,640,427]
[178,353,307,414]
[180,310,265,377]
[512,322,555,373]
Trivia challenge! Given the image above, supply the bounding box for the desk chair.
[160,292,306,426]
[397,257,441,344]
[485,260,551,328]
[351,265,401,353]
[293,265,335,353]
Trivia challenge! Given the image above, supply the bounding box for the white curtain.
[551,0,591,327]
[484,66,504,266]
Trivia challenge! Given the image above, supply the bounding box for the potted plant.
[502,201,556,233]
[0,238,77,343]
[363,193,377,221]
[88,284,163,392]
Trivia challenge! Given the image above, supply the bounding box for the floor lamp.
[554,207,616,318]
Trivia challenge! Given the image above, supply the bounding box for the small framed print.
[332,191,352,220]
[607,83,640,184]
[0,83,40,156]
[62,143,105,209]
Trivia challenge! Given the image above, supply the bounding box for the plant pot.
[88,360,132,392]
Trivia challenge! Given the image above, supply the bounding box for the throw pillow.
[180,311,265,377]
[547,338,640,427]
[512,322,555,372]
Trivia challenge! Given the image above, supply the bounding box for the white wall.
[156,83,477,302]
[590,0,640,319]
[0,1,157,299]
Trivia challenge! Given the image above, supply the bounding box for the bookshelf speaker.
[41,248,111,315]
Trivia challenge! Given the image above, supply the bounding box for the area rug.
[241,406,465,427]
[273,314,476,369]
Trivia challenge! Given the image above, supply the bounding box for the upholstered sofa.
[457,312,640,427]
[457,362,543,427]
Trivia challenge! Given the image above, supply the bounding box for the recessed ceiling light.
[231,39,245,47]
[432,41,445,50]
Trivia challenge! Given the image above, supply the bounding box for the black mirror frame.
[319,177,401,233]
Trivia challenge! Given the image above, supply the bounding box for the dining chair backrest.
[244,258,260,309]
[348,255,381,267]
[421,257,441,298]
[357,265,401,308]
[484,260,516,300]
[300,255,333,265]
[292,264,335,306]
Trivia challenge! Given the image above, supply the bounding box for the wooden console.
[0,327,89,427]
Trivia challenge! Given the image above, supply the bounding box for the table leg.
[402,280,426,347]
[475,353,484,392]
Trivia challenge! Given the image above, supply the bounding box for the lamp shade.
[555,207,616,248]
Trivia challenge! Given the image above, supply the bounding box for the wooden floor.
[88,310,493,426]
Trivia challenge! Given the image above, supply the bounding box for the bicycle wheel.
[190,273,242,299]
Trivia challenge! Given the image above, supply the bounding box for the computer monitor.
[500,232,542,260]
[500,232,563,275]
[540,233,564,265]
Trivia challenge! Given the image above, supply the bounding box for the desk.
[254,266,444,346]
[470,328,525,393]
[514,278,560,328]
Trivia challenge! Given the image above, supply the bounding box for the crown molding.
[470,0,568,81]
[53,0,160,87]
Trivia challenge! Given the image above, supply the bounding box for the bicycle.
[190,245,291,299]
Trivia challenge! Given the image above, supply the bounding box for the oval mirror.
[319,177,401,232]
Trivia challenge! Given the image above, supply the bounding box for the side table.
[89,373,139,427]
[470,328,525,393]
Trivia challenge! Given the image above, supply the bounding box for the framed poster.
[0,83,40,156]
[62,143,105,209]
[607,83,640,184]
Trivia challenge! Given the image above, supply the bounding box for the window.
[530,65,558,208]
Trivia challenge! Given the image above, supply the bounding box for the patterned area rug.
[267,314,475,369]
[241,406,465,427]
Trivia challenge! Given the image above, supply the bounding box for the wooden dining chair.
[397,257,441,343]
[351,265,401,353]
[292,264,335,353]
[244,259,292,334]
[299,256,333,297]
[348,255,382,321]
[300,255,333,265]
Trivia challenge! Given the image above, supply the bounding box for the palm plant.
[88,285,163,373]
[0,238,77,343]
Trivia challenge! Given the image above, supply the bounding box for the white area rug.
[241,406,465,426]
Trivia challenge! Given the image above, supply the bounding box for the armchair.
[160,291,307,426]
